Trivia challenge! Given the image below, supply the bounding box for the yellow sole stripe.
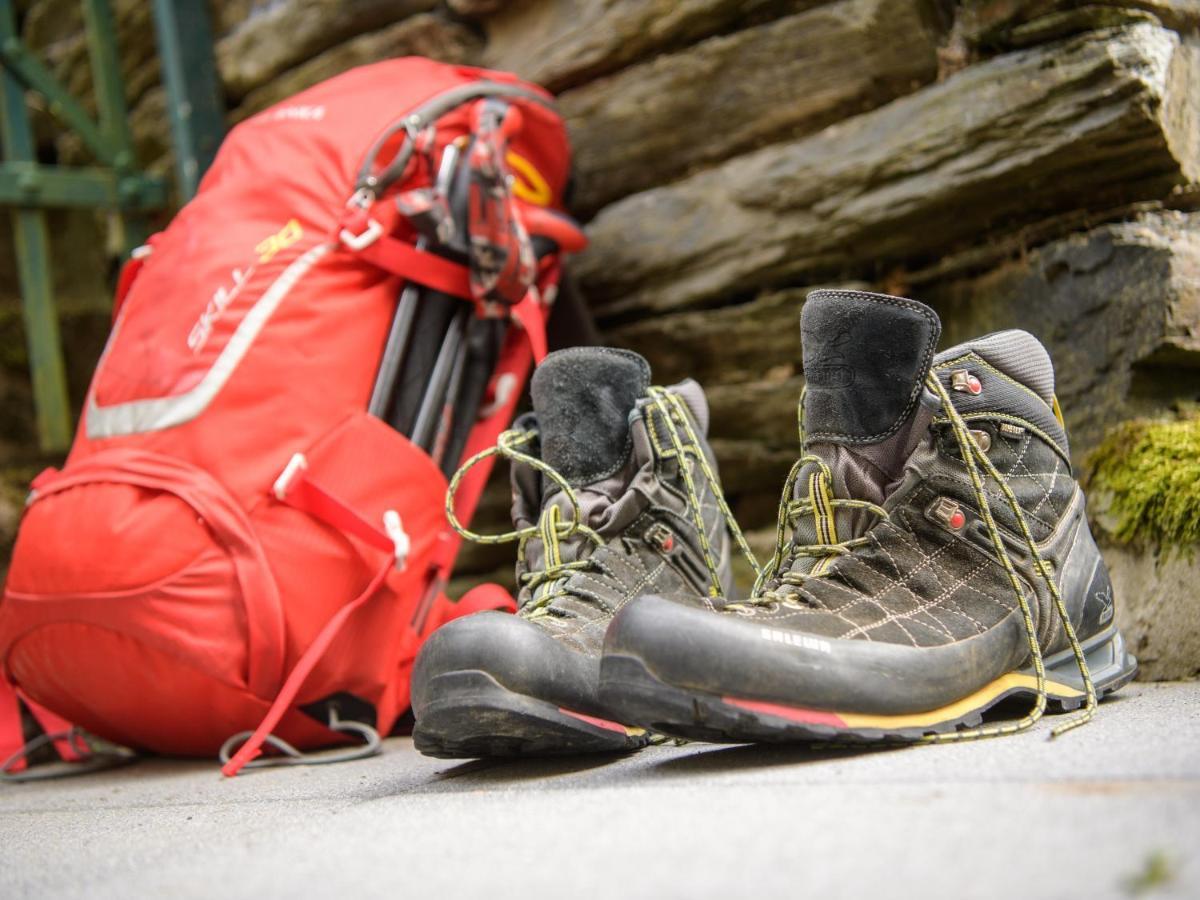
[724,673,1083,732]
[839,673,1082,729]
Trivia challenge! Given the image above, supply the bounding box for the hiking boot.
[411,347,756,758]
[600,290,1137,744]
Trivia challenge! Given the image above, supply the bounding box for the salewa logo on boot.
[1095,585,1115,624]
[760,628,831,654]
[801,326,854,388]
[600,289,1137,747]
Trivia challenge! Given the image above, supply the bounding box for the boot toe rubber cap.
[603,594,1026,716]
[412,611,600,714]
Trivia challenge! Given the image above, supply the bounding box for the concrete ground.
[0,681,1196,900]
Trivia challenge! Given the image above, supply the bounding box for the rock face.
[614,211,1200,491]
[216,0,440,101]
[479,0,804,92]
[957,0,1200,50]
[610,288,809,388]
[1107,545,1200,681]
[232,15,481,119]
[560,0,941,214]
[576,24,1200,320]
[2,0,1198,678]
[22,0,160,120]
[927,211,1200,460]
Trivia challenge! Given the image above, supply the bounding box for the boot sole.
[413,670,651,759]
[599,626,1138,744]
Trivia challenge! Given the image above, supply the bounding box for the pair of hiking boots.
[411,290,1138,758]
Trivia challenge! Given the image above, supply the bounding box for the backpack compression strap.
[217,559,512,777]
[219,459,509,777]
[220,559,393,777]
[338,199,472,297]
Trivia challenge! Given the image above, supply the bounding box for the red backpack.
[0,58,581,777]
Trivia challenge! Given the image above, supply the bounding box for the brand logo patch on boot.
[803,328,855,388]
[760,628,831,654]
[805,364,855,388]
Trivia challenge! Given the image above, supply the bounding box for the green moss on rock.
[1085,411,1200,549]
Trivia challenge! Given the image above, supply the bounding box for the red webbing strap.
[0,681,85,775]
[21,693,83,762]
[353,235,472,297]
[221,562,393,777]
[222,460,412,776]
[517,205,588,254]
[0,678,27,773]
[278,467,394,557]
[339,202,472,298]
[511,290,547,365]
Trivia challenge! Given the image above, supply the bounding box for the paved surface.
[0,681,1197,899]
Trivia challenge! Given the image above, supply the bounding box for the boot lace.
[730,388,888,607]
[444,388,760,620]
[745,452,890,604]
[923,372,1097,741]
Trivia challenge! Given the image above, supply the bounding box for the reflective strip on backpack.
[85,243,331,440]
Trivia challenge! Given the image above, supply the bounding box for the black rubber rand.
[598,628,1138,745]
[412,670,651,759]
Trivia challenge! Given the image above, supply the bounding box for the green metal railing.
[0,0,223,451]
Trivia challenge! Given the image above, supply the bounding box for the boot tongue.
[520,348,657,608]
[792,290,941,553]
[530,347,651,486]
[801,289,941,455]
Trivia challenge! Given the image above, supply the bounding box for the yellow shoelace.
[924,372,1096,741]
[444,388,760,617]
[731,379,1097,741]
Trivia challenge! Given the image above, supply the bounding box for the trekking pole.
[367,141,462,420]
[410,306,469,451]
[386,134,476,438]
[434,317,504,477]
[428,321,474,468]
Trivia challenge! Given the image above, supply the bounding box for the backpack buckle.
[273,452,308,501]
[339,217,383,251]
[339,189,384,250]
[383,509,410,571]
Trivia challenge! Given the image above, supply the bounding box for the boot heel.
[1024,626,1139,709]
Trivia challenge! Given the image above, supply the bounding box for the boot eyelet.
[951,369,983,395]
[969,429,991,452]
[643,522,675,553]
[930,497,967,531]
